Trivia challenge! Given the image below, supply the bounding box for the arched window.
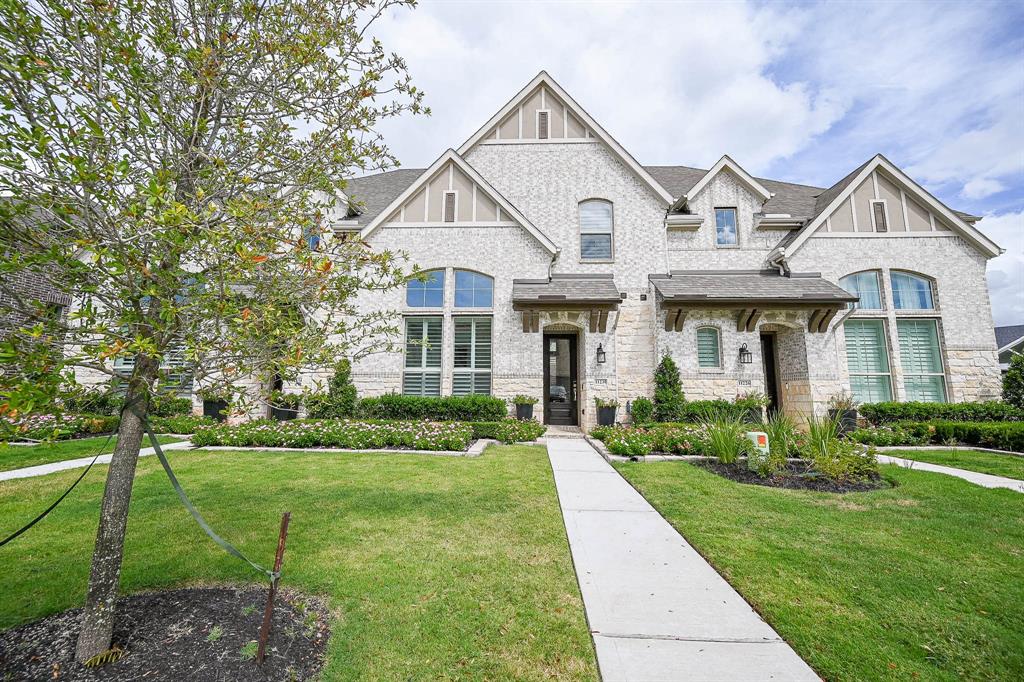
[406,270,445,307]
[890,271,935,310]
[454,270,493,308]
[696,327,721,368]
[840,271,883,310]
[579,199,614,260]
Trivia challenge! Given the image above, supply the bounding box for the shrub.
[603,428,655,457]
[858,400,1024,425]
[700,410,750,465]
[468,419,546,443]
[761,412,801,461]
[630,397,653,424]
[149,415,217,434]
[511,395,538,406]
[591,424,705,456]
[806,413,879,482]
[149,395,193,417]
[847,424,930,447]
[653,354,684,422]
[1004,354,1024,409]
[306,359,358,419]
[59,386,122,415]
[357,393,507,422]
[190,419,474,451]
[2,413,120,441]
[595,397,619,408]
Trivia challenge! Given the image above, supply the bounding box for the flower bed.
[191,419,475,451]
[467,420,546,444]
[2,413,217,442]
[590,424,707,457]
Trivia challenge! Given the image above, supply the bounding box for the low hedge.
[859,401,1024,425]
[190,419,474,451]
[849,421,1024,452]
[357,394,507,422]
[468,419,546,443]
[148,414,217,434]
[590,424,708,457]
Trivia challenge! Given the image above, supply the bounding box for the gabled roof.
[996,324,1024,352]
[646,166,823,219]
[650,270,856,307]
[343,168,425,226]
[458,71,675,205]
[359,150,558,255]
[772,154,1002,259]
[670,155,772,211]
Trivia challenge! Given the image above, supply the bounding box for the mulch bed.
[0,586,329,681]
[694,460,890,493]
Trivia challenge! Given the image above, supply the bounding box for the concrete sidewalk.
[546,437,819,682]
[0,440,194,482]
[878,454,1024,493]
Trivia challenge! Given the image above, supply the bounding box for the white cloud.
[962,178,1008,200]
[977,211,1024,326]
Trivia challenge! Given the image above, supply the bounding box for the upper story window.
[579,199,614,260]
[454,270,493,308]
[696,327,721,368]
[890,271,934,310]
[840,271,883,310]
[302,224,321,250]
[406,269,445,308]
[715,208,738,246]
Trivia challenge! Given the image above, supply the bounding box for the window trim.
[696,326,723,370]
[578,198,615,262]
[714,207,739,248]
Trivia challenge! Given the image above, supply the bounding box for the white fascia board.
[998,336,1024,354]
[457,71,674,205]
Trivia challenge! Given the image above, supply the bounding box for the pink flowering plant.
[191,419,474,452]
[591,423,708,457]
[1,413,120,441]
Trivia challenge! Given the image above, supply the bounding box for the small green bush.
[848,421,1024,452]
[468,419,546,443]
[149,394,193,417]
[653,354,685,422]
[357,393,507,422]
[630,397,654,424]
[859,400,1023,424]
[149,414,217,434]
[1004,354,1024,409]
[700,410,751,465]
[2,413,120,441]
[306,359,358,419]
[59,386,123,415]
[806,414,879,481]
[847,424,930,447]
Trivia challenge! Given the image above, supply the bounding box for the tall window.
[406,270,445,307]
[454,270,493,308]
[403,316,442,396]
[890,272,934,310]
[453,317,492,395]
[696,327,721,368]
[839,271,883,310]
[715,208,738,246]
[897,320,946,402]
[579,199,613,260]
[844,320,893,403]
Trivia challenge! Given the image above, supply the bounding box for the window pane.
[845,319,893,403]
[850,375,892,403]
[404,316,442,369]
[840,271,883,310]
[454,270,493,308]
[696,328,720,368]
[715,208,737,245]
[579,200,613,233]
[897,319,946,402]
[406,270,445,307]
[581,234,612,259]
[890,272,934,310]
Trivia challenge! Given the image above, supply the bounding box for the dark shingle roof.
[512,274,621,306]
[645,165,824,218]
[996,324,1024,350]
[343,168,424,226]
[649,270,856,305]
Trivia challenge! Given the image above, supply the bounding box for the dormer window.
[871,200,889,232]
[443,191,457,223]
[537,110,550,140]
[715,208,738,246]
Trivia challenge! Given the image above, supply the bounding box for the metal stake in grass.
[257,511,291,665]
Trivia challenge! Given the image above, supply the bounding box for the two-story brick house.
[299,71,1003,428]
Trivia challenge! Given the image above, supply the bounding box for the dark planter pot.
[829,408,858,435]
[515,403,534,421]
[597,406,617,426]
[271,406,298,422]
[203,399,228,422]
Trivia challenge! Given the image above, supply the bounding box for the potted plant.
[595,397,619,426]
[269,390,301,421]
[512,395,538,421]
[198,388,230,422]
[827,392,859,435]
[734,392,770,424]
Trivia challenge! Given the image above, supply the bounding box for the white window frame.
[578,199,614,262]
[714,207,739,247]
[452,315,492,396]
[403,315,442,396]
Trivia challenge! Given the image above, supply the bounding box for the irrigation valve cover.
[745,431,771,472]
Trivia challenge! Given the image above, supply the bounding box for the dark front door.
[760,333,781,416]
[544,334,578,425]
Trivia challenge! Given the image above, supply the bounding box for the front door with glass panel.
[544,334,578,425]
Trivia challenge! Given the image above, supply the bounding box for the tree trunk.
[74,356,158,663]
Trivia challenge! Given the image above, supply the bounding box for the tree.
[0,0,425,662]
[653,353,684,422]
[1004,353,1024,409]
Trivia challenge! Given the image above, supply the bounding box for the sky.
[368,0,1024,327]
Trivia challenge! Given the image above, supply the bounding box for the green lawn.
[615,461,1024,681]
[886,448,1024,480]
[0,435,183,473]
[0,445,596,681]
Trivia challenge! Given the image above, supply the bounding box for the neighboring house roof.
[457,71,675,205]
[358,149,559,255]
[649,270,857,306]
[512,274,621,307]
[996,324,1024,351]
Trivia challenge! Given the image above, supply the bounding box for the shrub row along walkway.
[877,454,1024,493]
[545,437,818,681]
[0,440,194,482]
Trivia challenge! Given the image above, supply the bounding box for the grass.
[886,448,1024,480]
[0,435,183,473]
[614,460,1024,681]
[0,446,596,681]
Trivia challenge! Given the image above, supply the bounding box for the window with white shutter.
[696,327,721,368]
[537,110,550,139]
[897,319,946,402]
[443,191,456,223]
[403,316,442,396]
[844,319,893,402]
[452,316,491,395]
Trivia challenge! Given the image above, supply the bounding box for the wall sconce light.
[596,343,607,364]
[738,343,753,364]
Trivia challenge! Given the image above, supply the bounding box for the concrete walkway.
[877,454,1024,493]
[0,440,194,482]
[546,437,819,682]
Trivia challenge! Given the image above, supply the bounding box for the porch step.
[543,425,584,438]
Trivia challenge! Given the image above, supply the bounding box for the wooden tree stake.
[256,511,291,665]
